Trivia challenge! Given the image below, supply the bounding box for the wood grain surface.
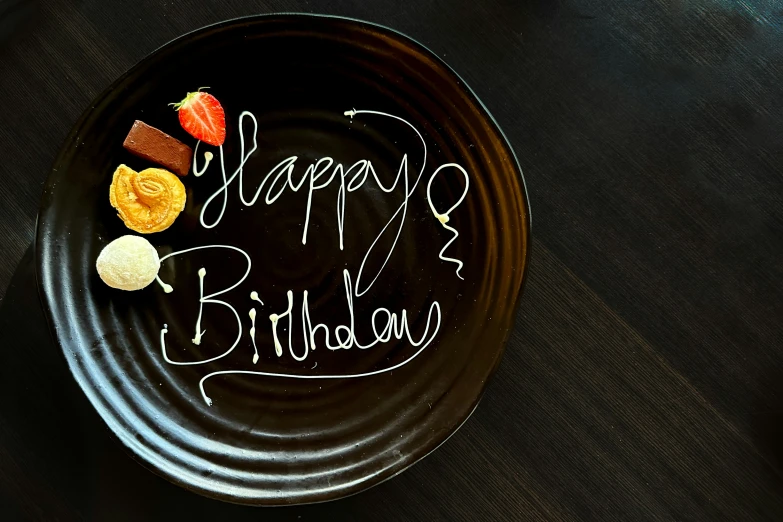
[1,0,782,520]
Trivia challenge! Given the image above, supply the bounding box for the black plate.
[36,14,531,505]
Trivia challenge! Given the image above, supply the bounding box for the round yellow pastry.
[96,235,160,291]
[109,164,186,233]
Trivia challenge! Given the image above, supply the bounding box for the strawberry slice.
[170,89,226,146]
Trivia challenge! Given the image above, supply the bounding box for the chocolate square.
[122,120,193,176]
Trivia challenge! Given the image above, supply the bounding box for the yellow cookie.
[109,164,186,233]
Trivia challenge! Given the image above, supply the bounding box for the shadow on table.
[750,370,783,490]
[0,0,35,47]
[0,246,398,521]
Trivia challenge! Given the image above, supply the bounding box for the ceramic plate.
[36,14,530,505]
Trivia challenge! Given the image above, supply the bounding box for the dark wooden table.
[2,0,783,520]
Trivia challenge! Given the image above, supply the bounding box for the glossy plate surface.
[36,14,531,505]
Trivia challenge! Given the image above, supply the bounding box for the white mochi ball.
[96,235,160,291]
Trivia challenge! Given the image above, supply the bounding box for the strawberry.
[170,89,226,146]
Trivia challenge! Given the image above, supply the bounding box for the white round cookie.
[96,235,160,291]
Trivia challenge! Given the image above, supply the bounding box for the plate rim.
[34,12,533,505]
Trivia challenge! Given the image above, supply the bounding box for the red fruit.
[170,89,226,146]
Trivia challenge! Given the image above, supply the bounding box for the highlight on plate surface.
[95,89,471,406]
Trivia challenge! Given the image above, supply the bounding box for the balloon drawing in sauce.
[155,108,468,406]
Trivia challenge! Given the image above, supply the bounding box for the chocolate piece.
[122,120,193,176]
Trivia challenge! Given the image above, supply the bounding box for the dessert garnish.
[96,235,160,290]
[122,120,193,176]
[249,308,259,364]
[109,165,186,234]
[426,163,470,280]
[192,268,207,345]
[170,88,226,146]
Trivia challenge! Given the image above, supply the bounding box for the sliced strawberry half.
[170,89,226,146]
